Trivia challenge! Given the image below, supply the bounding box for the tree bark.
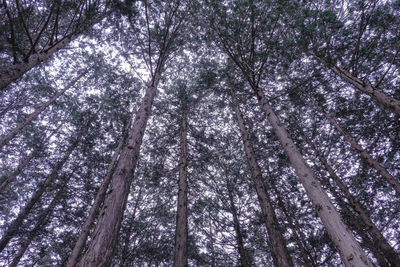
[252,86,373,267]
[76,70,162,267]
[0,71,87,151]
[311,97,400,196]
[66,118,130,267]
[307,138,400,267]
[173,105,189,267]
[231,92,293,267]
[0,137,78,253]
[312,53,400,116]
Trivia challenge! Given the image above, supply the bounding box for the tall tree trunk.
[0,95,29,119]
[0,137,79,253]
[76,66,163,267]
[0,71,86,151]
[231,92,293,267]
[310,97,400,196]
[225,179,250,267]
[173,106,189,267]
[268,179,316,267]
[66,118,130,267]
[251,85,373,267]
[306,138,400,267]
[311,53,400,116]
[0,13,108,91]
[9,177,70,267]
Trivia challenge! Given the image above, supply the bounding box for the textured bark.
[76,71,161,267]
[231,93,293,267]
[66,119,130,267]
[269,180,316,267]
[0,13,109,91]
[0,138,78,253]
[173,106,189,267]
[226,180,250,267]
[308,139,400,267]
[312,53,400,116]
[0,71,86,151]
[9,179,69,267]
[311,98,400,196]
[252,86,373,267]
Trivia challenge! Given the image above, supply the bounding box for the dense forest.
[0,0,399,266]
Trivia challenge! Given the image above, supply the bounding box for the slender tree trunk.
[226,180,250,267]
[269,180,316,267]
[0,138,78,253]
[312,53,400,116]
[76,67,162,267]
[0,151,35,192]
[0,13,108,91]
[311,97,400,196]
[231,92,293,267]
[251,85,373,267]
[119,188,142,267]
[0,95,29,119]
[9,177,69,267]
[66,118,130,267]
[0,71,86,151]
[307,138,399,267]
[173,106,189,267]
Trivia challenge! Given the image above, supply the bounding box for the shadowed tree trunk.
[230,91,293,267]
[9,176,71,267]
[76,61,164,267]
[305,136,400,267]
[250,85,372,267]
[311,52,400,116]
[310,97,400,196]
[173,101,189,267]
[0,71,87,151]
[0,135,80,253]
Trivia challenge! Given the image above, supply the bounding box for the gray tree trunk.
[231,93,293,267]
[0,138,78,253]
[66,118,130,267]
[252,85,373,267]
[173,106,189,267]
[0,71,86,151]
[311,97,400,196]
[76,69,162,267]
[312,53,400,116]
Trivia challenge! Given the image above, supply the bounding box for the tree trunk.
[312,53,400,116]
[0,71,86,151]
[307,138,399,267]
[252,86,373,267]
[9,177,69,267]
[269,179,316,267]
[311,97,400,196]
[0,95,29,119]
[231,92,293,267]
[76,70,162,267]
[173,106,189,267]
[226,180,250,267]
[0,138,78,253]
[0,13,109,91]
[0,151,35,192]
[66,118,130,267]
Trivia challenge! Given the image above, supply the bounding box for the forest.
[0,0,399,266]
